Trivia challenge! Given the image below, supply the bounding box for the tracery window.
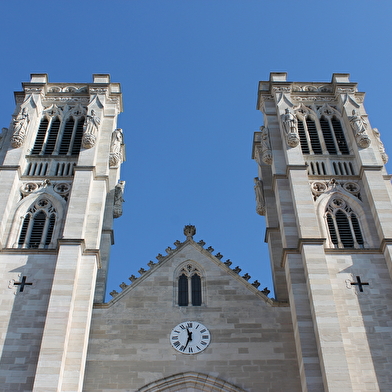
[31,105,85,156]
[325,197,364,248]
[177,264,202,306]
[18,198,57,249]
[296,105,349,156]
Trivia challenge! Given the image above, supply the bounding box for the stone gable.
[83,234,301,392]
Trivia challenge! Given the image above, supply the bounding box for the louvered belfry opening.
[326,199,364,249]
[31,114,84,157]
[335,210,354,248]
[298,120,310,154]
[307,118,322,154]
[320,117,337,154]
[331,117,349,155]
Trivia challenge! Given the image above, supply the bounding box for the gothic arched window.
[31,105,85,156]
[319,116,349,155]
[325,197,364,249]
[18,198,57,249]
[177,264,203,306]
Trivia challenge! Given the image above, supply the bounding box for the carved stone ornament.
[372,128,388,164]
[109,128,124,168]
[349,109,371,148]
[113,181,125,218]
[254,177,266,216]
[82,109,101,149]
[20,181,71,201]
[11,107,30,148]
[281,108,300,148]
[259,126,272,164]
[184,225,196,239]
[310,179,362,202]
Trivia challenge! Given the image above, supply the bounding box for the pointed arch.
[174,261,205,306]
[138,372,246,392]
[7,190,66,249]
[316,190,369,249]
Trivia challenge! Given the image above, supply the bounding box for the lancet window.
[325,197,364,248]
[18,198,57,249]
[177,264,202,306]
[31,105,85,156]
[295,105,349,156]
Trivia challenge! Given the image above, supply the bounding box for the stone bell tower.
[253,73,392,391]
[0,74,124,392]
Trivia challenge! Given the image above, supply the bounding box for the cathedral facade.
[0,73,392,392]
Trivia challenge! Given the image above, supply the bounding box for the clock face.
[170,321,211,354]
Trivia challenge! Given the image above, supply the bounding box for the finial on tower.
[184,225,196,239]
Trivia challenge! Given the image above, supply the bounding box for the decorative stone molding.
[272,86,291,93]
[242,273,251,281]
[89,87,108,95]
[292,84,333,93]
[291,96,335,102]
[316,102,341,118]
[254,177,266,216]
[232,266,241,274]
[281,108,300,147]
[372,128,388,164]
[11,107,30,148]
[138,371,247,392]
[215,252,223,260]
[206,246,214,253]
[42,97,89,103]
[48,85,87,93]
[113,181,125,218]
[349,109,371,148]
[82,109,101,148]
[20,180,72,201]
[310,179,361,201]
[109,128,124,168]
[43,104,64,120]
[197,239,206,246]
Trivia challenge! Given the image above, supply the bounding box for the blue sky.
[1,1,392,300]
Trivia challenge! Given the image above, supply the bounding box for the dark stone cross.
[14,276,33,292]
[351,276,369,292]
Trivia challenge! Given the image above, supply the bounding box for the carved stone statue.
[254,177,265,216]
[82,109,101,148]
[282,108,300,147]
[11,107,29,148]
[113,181,125,218]
[260,126,272,165]
[109,128,123,168]
[372,128,388,164]
[349,109,370,148]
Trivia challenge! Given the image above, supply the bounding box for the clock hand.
[184,328,193,349]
